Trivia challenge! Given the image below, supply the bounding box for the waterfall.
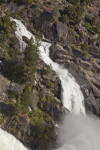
[9,18,100,150]
[0,128,28,150]
[11,18,85,115]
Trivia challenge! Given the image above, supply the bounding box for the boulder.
[22,36,30,44]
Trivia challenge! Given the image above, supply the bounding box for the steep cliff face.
[0,0,100,149]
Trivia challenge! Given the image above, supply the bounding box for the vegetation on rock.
[0,12,19,60]
[22,39,39,85]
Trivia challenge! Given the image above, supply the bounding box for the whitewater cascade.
[11,18,85,115]
[11,18,100,150]
[0,128,28,150]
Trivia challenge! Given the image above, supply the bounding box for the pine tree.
[23,39,39,85]
[22,85,32,113]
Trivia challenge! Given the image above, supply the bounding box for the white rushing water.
[11,18,85,115]
[0,128,28,150]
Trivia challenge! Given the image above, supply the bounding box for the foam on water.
[0,128,28,150]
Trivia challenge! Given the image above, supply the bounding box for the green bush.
[7,86,32,115]
[83,22,92,32]
[29,110,53,149]
[0,12,13,35]
[81,43,89,57]
[38,93,52,109]
[83,15,99,35]
[63,4,83,25]
[7,90,22,115]
[0,12,19,61]
[62,14,69,24]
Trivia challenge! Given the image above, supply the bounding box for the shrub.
[0,12,19,61]
[0,11,13,35]
[81,43,89,57]
[83,15,99,35]
[62,14,69,24]
[83,22,92,33]
[64,4,83,25]
[29,110,54,149]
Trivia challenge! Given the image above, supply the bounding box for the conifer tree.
[23,38,39,85]
[22,85,32,113]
